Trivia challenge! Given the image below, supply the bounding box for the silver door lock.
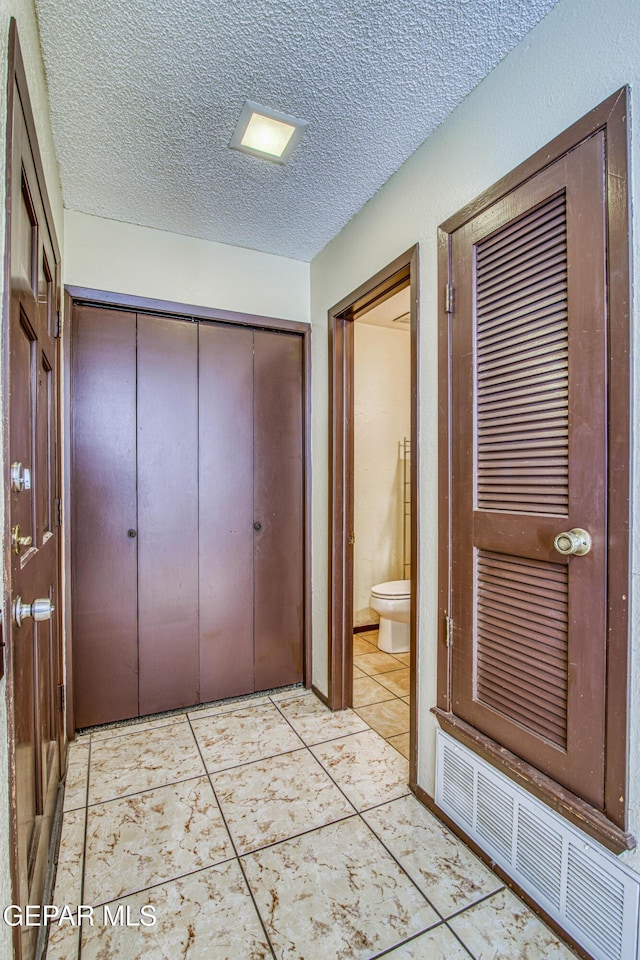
[13,597,55,627]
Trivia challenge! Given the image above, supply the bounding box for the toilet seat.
[371,579,411,600]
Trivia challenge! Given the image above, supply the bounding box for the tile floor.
[352,628,411,759]
[45,686,578,960]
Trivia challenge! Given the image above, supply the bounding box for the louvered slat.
[476,550,569,747]
[475,194,568,515]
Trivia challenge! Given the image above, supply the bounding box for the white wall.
[64,210,310,323]
[0,3,64,954]
[310,0,640,873]
[353,322,411,625]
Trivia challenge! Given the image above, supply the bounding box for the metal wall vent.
[435,731,640,960]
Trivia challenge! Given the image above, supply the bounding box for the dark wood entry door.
[7,72,62,960]
[72,309,304,727]
[449,133,608,807]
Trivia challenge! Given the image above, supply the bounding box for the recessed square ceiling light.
[230,100,308,165]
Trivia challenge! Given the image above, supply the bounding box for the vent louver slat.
[475,194,568,515]
[436,733,639,960]
[476,551,568,747]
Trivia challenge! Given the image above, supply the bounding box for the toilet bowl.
[370,579,411,654]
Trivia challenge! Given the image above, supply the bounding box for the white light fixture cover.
[230,100,308,164]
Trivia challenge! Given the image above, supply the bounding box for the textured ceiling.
[35,0,558,261]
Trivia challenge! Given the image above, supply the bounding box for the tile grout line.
[77,736,92,960]
[185,713,278,960]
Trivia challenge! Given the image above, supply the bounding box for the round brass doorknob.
[553,528,592,556]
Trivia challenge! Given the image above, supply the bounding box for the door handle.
[13,596,55,627]
[553,528,592,556]
[11,525,33,554]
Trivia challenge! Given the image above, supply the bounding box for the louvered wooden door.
[450,133,608,807]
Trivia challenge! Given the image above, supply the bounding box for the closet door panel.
[72,306,139,727]
[199,323,254,701]
[137,314,199,714]
[253,330,304,690]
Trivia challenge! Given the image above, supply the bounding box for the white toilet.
[369,579,411,654]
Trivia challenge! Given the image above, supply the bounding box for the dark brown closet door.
[137,314,199,714]
[254,330,304,690]
[449,133,607,806]
[198,323,254,701]
[72,306,138,727]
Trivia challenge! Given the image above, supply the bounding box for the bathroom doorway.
[328,246,419,783]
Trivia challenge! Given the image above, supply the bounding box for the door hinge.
[54,498,62,526]
[347,531,355,545]
[445,614,453,647]
[55,310,62,338]
[444,283,454,315]
[57,684,65,713]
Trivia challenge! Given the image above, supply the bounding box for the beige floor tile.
[242,817,438,960]
[89,712,188,743]
[376,667,411,698]
[83,777,233,905]
[212,748,355,854]
[53,808,86,907]
[388,732,411,759]
[355,698,410,738]
[311,729,409,810]
[88,723,204,805]
[63,740,90,812]
[352,664,366,679]
[352,676,396,707]
[191,701,303,772]
[187,694,271,720]
[383,924,470,958]
[363,795,503,917]
[355,651,407,676]
[45,921,80,960]
[80,860,271,960]
[394,652,411,666]
[269,685,312,703]
[353,635,378,656]
[276,693,368,745]
[449,887,577,959]
[403,695,411,703]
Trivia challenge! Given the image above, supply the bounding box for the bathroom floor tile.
[63,740,90,812]
[88,723,204,805]
[363,795,502,917]
[242,817,439,960]
[354,651,407,676]
[376,667,411,698]
[403,696,411,704]
[352,676,396,707]
[311,729,409,810]
[80,860,271,960]
[355,698,410,739]
[211,748,355,854]
[388,732,411,759]
[352,664,366,680]
[83,776,233,905]
[382,924,471,959]
[89,711,188,743]
[191,701,303,772]
[275,693,368,745]
[394,652,411,666]
[449,888,577,959]
[353,635,378,656]
[52,808,86,907]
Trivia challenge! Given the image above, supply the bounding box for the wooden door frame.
[327,246,419,782]
[435,88,633,853]
[65,285,312,735]
[3,20,64,960]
